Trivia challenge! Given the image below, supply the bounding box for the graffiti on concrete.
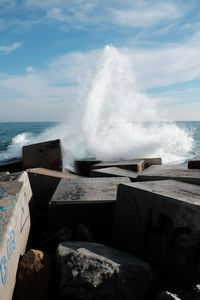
[0,256,7,286]
[0,187,8,200]
[7,229,16,260]
[0,229,16,286]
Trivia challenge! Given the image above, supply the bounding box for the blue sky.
[0,0,200,121]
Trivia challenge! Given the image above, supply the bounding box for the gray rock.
[57,242,152,300]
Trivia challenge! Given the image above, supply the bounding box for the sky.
[0,0,200,121]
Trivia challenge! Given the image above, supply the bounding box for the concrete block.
[22,139,62,171]
[0,181,31,300]
[0,171,32,204]
[74,159,101,176]
[0,157,22,173]
[188,155,200,169]
[92,159,144,172]
[90,166,138,181]
[49,177,130,243]
[136,157,162,169]
[27,168,81,213]
[112,180,200,285]
[137,165,200,186]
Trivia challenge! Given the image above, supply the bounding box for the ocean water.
[0,46,199,168]
[0,121,199,167]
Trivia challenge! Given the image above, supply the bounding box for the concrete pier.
[0,179,32,300]
[137,165,200,186]
[112,180,200,285]
[22,139,62,171]
[49,177,130,243]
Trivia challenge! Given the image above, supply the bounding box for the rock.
[156,291,182,300]
[56,241,152,300]
[14,249,52,300]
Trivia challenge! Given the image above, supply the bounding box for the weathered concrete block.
[0,171,32,204]
[0,157,22,173]
[112,180,200,285]
[136,157,162,169]
[49,177,130,243]
[91,166,138,181]
[0,181,31,300]
[74,158,101,176]
[137,165,200,186]
[27,168,81,213]
[57,241,152,300]
[92,159,144,172]
[22,139,62,171]
[188,155,200,169]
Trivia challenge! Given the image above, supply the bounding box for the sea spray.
[2,45,194,168]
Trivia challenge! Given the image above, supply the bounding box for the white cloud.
[0,42,22,53]
[26,66,35,73]
[1,30,200,120]
[111,1,183,27]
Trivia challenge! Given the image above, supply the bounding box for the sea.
[0,121,200,167]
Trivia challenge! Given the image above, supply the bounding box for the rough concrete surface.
[137,165,200,186]
[57,241,152,300]
[22,139,62,171]
[112,180,200,285]
[0,180,32,300]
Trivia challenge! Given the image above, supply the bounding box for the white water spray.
[3,45,194,167]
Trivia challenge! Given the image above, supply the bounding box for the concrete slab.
[0,157,22,173]
[22,139,62,171]
[112,180,200,285]
[49,177,130,243]
[74,159,101,176]
[90,167,138,181]
[92,159,144,172]
[137,165,200,186]
[27,168,81,213]
[0,181,31,300]
[136,157,162,169]
[188,155,200,169]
